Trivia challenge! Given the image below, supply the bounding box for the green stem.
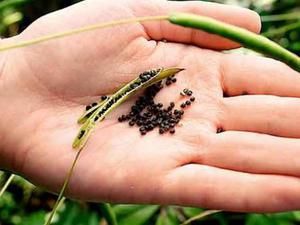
[0,174,15,198]
[261,12,300,22]
[44,149,82,225]
[0,15,168,52]
[169,12,300,72]
[100,203,118,225]
[263,21,300,38]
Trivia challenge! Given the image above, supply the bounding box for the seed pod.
[78,96,111,124]
[73,67,185,150]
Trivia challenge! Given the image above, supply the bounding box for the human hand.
[1,0,300,212]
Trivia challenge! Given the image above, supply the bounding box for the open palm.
[1,0,300,212]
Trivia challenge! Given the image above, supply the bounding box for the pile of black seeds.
[118,77,195,135]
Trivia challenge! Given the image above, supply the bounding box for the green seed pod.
[72,67,184,150]
[78,97,111,124]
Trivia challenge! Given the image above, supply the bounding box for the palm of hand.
[2,0,300,212]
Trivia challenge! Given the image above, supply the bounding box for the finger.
[203,131,300,177]
[131,0,261,50]
[222,95,300,138]
[162,164,300,212]
[221,54,300,97]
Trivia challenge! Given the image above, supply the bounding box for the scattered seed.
[170,129,175,134]
[190,96,195,102]
[217,127,224,133]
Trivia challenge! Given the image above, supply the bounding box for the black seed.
[135,81,142,85]
[217,127,224,133]
[157,103,163,108]
[186,100,191,106]
[169,118,176,123]
[170,129,175,134]
[141,130,147,135]
[129,121,135,126]
[183,88,189,94]
[91,102,97,107]
[139,126,146,132]
[94,116,99,121]
[179,110,184,115]
[190,97,195,102]
[159,128,164,134]
[166,80,172,86]
[171,78,177,83]
[78,130,85,139]
[187,91,193,96]
[170,102,175,108]
[86,105,92,111]
[101,95,108,101]
[130,83,138,89]
[180,103,186,108]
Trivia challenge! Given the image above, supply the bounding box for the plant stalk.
[0,15,168,52]
[44,149,82,225]
[169,12,300,73]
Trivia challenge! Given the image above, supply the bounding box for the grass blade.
[100,203,118,225]
[0,174,15,198]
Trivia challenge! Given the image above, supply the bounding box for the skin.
[1,0,300,212]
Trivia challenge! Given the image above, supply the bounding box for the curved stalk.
[1,13,299,72]
[168,12,300,72]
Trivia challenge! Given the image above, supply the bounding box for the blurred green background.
[0,0,300,225]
